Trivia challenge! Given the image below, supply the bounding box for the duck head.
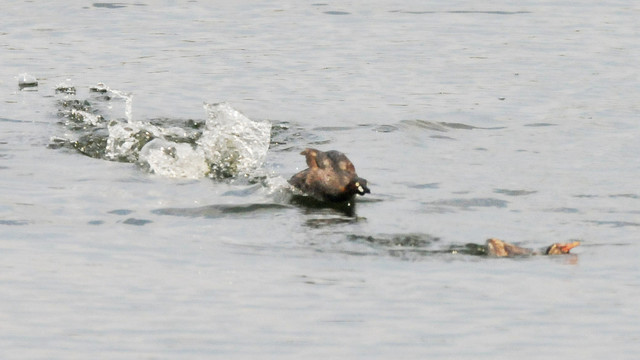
[351,177,371,196]
[545,241,581,255]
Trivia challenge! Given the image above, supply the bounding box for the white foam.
[59,84,271,179]
[105,121,159,162]
[136,102,271,179]
[198,102,272,177]
[18,73,38,86]
[71,109,101,126]
[107,88,133,123]
[139,139,209,179]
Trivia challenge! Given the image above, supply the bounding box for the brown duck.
[289,148,370,202]
[486,238,581,257]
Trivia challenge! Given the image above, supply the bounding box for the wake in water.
[50,83,272,180]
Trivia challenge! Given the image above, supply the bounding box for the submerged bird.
[486,238,581,257]
[288,148,370,202]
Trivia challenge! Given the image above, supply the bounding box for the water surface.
[2,1,639,359]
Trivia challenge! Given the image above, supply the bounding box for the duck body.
[288,148,370,202]
[486,238,533,256]
[486,238,581,257]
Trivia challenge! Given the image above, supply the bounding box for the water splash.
[55,79,76,95]
[52,84,272,180]
[18,73,38,89]
[108,88,133,123]
[198,102,272,178]
[137,102,272,179]
[139,138,209,179]
[104,120,157,162]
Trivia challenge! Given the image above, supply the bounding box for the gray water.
[2,1,639,359]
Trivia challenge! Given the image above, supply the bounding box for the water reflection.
[290,194,358,218]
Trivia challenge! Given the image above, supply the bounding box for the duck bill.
[557,241,581,253]
[356,185,370,195]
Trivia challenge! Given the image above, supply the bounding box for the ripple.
[122,218,152,226]
[400,119,506,132]
[609,194,639,199]
[268,121,330,150]
[573,194,599,198]
[587,220,640,227]
[0,220,30,226]
[313,126,354,131]
[348,233,439,247]
[547,207,580,213]
[524,122,558,127]
[405,182,440,189]
[305,217,360,228]
[390,10,531,15]
[324,11,350,15]
[425,197,509,209]
[93,3,127,9]
[373,125,399,133]
[108,209,134,215]
[343,233,506,260]
[343,233,441,259]
[494,189,537,196]
[152,203,290,219]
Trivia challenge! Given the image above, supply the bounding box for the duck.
[288,148,370,202]
[544,241,582,255]
[486,238,580,257]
